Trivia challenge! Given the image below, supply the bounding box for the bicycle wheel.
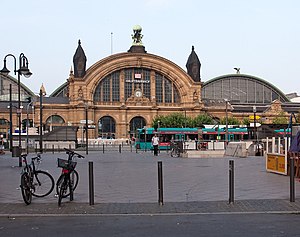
[58,178,68,206]
[20,173,32,205]
[56,170,79,198]
[31,170,55,197]
[171,148,180,158]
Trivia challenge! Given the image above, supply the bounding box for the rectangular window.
[112,72,120,101]
[103,77,110,102]
[155,74,163,103]
[143,69,151,99]
[164,78,172,103]
[124,69,133,100]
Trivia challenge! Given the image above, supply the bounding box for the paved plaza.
[1,149,300,215]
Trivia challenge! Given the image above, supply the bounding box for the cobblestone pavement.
[1,149,300,215]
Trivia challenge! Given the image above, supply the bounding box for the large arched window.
[93,68,181,104]
[124,68,151,100]
[98,116,116,138]
[130,116,146,134]
[0,118,9,125]
[94,72,120,102]
[46,115,65,124]
[202,74,289,104]
[45,115,65,131]
[155,73,180,103]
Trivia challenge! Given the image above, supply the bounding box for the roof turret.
[186,46,201,82]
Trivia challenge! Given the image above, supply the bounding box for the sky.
[1,0,300,96]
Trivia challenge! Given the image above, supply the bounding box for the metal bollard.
[70,172,74,201]
[158,161,164,205]
[52,145,54,154]
[229,160,234,204]
[290,157,295,202]
[119,144,121,153]
[89,161,95,205]
[103,143,105,153]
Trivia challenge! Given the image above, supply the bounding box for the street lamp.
[0,53,32,167]
[39,87,46,153]
[253,106,257,142]
[85,103,89,155]
[26,99,34,154]
[224,99,229,147]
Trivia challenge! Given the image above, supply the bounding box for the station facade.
[0,26,299,140]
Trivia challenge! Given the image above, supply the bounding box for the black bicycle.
[56,148,84,206]
[20,154,55,205]
[170,142,181,158]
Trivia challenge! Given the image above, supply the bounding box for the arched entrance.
[45,115,65,131]
[0,118,9,138]
[98,116,116,138]
[130,116,146,138]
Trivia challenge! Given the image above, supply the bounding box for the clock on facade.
[134,89,143,98]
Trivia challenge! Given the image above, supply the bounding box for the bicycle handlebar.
[64,148,85,159]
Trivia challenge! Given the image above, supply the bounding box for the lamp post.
[39,88,46,153]
[26,99,33,154]
[0,53,32,167]
[253,106,257,143]
[85,103,89,155]
[9,84,12,151]
[225,99,229,148]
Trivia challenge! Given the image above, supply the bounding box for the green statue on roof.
[131,25,143,46]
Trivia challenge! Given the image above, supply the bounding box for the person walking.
[0,135,4,155]
[152,133,159,156]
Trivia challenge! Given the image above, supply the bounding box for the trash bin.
[12,146,21,157]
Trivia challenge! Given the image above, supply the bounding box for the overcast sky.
[1,0,299,96]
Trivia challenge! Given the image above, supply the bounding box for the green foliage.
[193,114,214,127]
[220,116,240,125]
[272,111,288,124]
[152,113,214,128]
[242,117,250,126]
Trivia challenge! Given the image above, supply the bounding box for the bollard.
[130,144,132,152]
[119,144,121,153]
[89,161,95,205]
[52,145,54,154]
[70,172,74,201]
[103,143,105,153]
[229,160,234,204]
[158,161,164,205]
[290,157,295,202]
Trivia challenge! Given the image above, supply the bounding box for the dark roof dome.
[186,46,201,82]
[73,39,87,78]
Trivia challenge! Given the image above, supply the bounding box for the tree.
[242,117,250,126]
[152,113,214,128]
[272,111,288,124]
[193,114,214,127]
[220,116,240,125]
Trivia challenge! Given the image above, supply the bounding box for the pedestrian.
[0,135,4,155]
[151,133,159,156]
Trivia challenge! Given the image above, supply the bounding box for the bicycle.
[170,142,181,158]
[56,148,84,206]
[20,154,55,205]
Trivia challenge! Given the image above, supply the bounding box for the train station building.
[0,25,299,141]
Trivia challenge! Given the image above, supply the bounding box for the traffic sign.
[249,115,260,120]
[80,120,93,124]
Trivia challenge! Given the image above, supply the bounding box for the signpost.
[80,120,93,124]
